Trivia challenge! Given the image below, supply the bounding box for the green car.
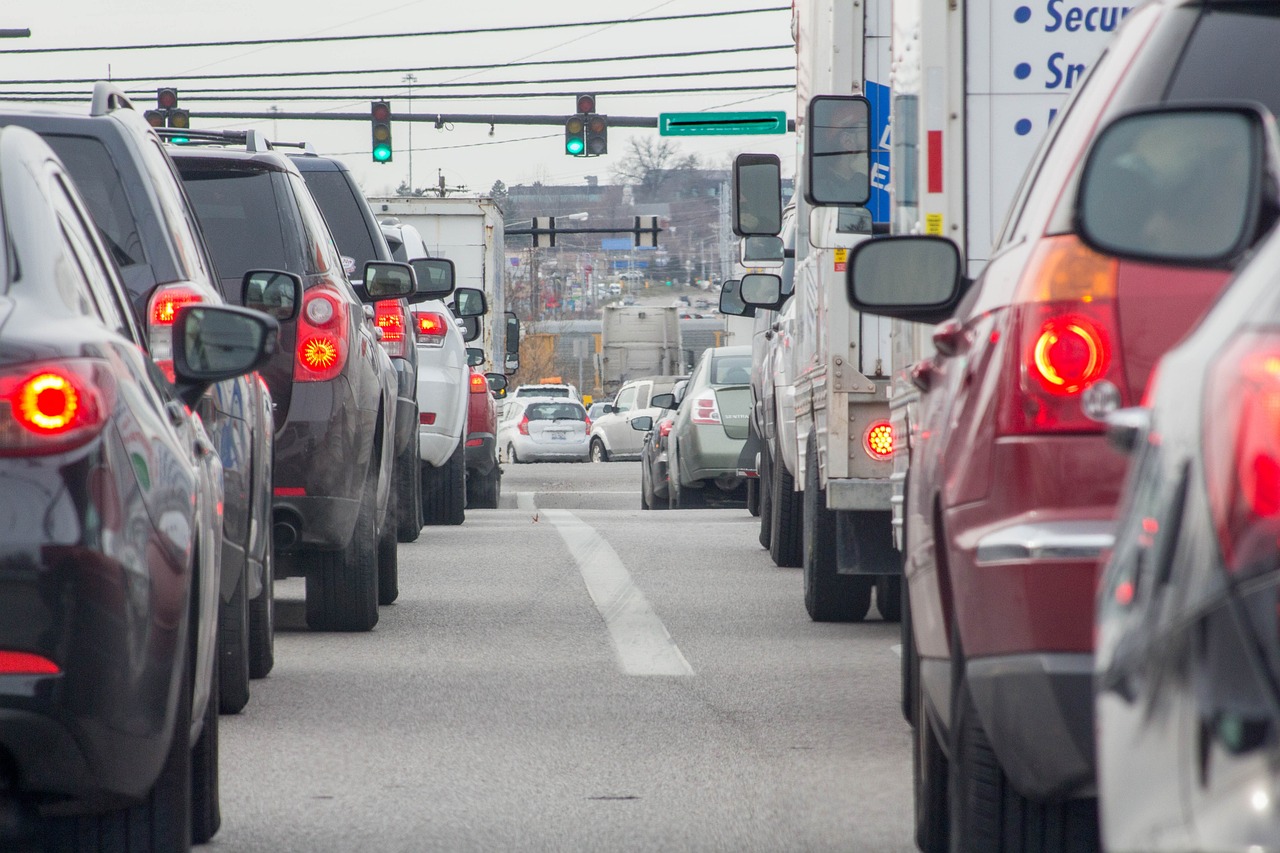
[663,345,754,508]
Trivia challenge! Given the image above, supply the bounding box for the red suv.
[847,0,1280,847]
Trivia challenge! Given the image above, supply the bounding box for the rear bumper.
[683,425,746,482]
[967,652,1097,801]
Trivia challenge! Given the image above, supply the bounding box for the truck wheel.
[395,441,423,543]
[469,466,501,509]
[590,438,609,462]
[758,444,773,550]
[876,576,903,622]
[247,536,274,679]
[306,473,379,632]
[422,443,466,526]
[949,627,1100,852]
[217,567,250,714]
[802,434,872,622]
[378,475,399,605]
[768,436,803,567]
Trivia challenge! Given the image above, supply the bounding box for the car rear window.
[526,402,586,421]
[299,169,382,270]
[520,387,569,398]
[42,135,145,273]
[710,355,752,385]
[1165,6,1280,117]
[180,167,292,282]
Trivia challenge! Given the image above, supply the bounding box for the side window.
[289,173,345,281]
[50,172,131,335]
[615,386,638,414]
[142,138,214,288]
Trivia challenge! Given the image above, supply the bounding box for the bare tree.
[610,137,700,197]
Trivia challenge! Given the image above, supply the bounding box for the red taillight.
[1000,235,1129,434]
[584,415,592,430]
[148,285,205,381]
[0,360,110,456]
[470,372,488,394]
[374,299,408,359]
[691,392,721,425]
[1205,332,1280,574]
[0,651,59,675]
[415,311,448,348]
[658,418,674,437]
[295,286,349,382]
[518,414,530,435]
[864,420,893,460]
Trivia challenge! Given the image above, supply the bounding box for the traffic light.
[371,100,392,163]
[586,114,608,156]
[576,94,596,115]
[564,114,586,156]
[157,87,178,111]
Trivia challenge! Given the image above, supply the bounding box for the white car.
[588,375,688,462]
[384,221,470,526]
[498,398,591,463]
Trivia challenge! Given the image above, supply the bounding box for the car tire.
[876,576,903,622]
[802,434,873,622]
[395,440,423,543]
[948,626,1100,852]
[247,533,274,680]
[192,637,221,845]
[378,473,399,606]
[422,442,466,526]
[43,613,194,851]
[506,443,521,464]
[468,466,501,509]
[590,438,609,463]
[912,635,948,853]
[758,444,773,550]
[217,566,250,714]
[768,436,803,568]
[306,473,379,632]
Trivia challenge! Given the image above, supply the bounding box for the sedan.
[664,345,753,508]
[498,398,591,463]
[0,125,277,850]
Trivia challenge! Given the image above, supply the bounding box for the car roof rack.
[89,81,136,117]
[155,127,315,155]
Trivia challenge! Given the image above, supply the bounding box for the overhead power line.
[0,44,792,87]
[0,6,789,55]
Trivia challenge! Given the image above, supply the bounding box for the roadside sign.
[659,111,787,136]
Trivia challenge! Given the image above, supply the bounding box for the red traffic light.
[576,94,596,114]
[157,87,178,110]
[371,101,391,122]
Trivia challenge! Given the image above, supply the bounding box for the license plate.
[549,432,567,441]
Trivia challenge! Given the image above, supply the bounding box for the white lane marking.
[542,506,694,677]
[517,491,537,512]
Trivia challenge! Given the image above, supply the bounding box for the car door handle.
[932,319,967,358]
[910,359,938,393]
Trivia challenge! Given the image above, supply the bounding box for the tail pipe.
[272,508,303,551]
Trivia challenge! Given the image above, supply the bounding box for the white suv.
[588,375,687,462]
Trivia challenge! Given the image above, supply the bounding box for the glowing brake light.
[0,360,110,456]
[690,392,721,425]
[374,299,408,359]
[0,650,59,674]
[1031,316,1109,395]
[1204,332,1280,575]
[295,286,349,382]
[415,311,448,348]
[469,372,488,394]
[517,414,530,435]
[147,285,205,381]
[864,421,893,460]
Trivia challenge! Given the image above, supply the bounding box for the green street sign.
[659,111,787,136]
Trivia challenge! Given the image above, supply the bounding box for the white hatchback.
[498,398,591,463]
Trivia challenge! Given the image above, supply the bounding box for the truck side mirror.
[846,235,965,325]
[741,273,786,311]
[505,312,521,356]
[733,152,783,237]
[718,279,755,318]
[740,236,785,266]
[805,95,872,207]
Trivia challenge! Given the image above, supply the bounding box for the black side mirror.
[631,415,654,431]
[650,393,675,410]
[505,312,521,356]
[409,258,456,302]
[465,347,485,366]
[241,269,302,321]
[454,287,488,318]
[172,305,279,409]
[460,317,481,343]
[718,279,755,318]
[361,261,415,301]
[485,372,508,397]
[741,273,786,311]
[846,236,966,325]
[805,94,872,207]
[733,152,783,237]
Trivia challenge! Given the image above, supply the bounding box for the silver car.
[498,398,591,463]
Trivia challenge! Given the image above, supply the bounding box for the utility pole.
[403,73,416,190]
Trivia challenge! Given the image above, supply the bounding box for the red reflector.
[0,651,59,675]
[927,130,943,193]
[466,438,483,447]
[274,487,306,497]
[420,412,437,425]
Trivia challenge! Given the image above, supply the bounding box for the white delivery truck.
[366,195,509,373]
[598,304,684,397]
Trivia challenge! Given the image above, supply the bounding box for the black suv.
[0,83,295,714]
[169,130,412,632]
[289,151,423,546]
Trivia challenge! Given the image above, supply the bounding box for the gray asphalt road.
[210,461,914,852]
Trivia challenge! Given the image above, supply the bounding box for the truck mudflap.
[827,477,893,510]
[736,424,764,476]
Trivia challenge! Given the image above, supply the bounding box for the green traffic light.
[373,144,392,163]
[565,137,584,156]
[169,136,190,145]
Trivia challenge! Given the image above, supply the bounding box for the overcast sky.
[0,1,796,198]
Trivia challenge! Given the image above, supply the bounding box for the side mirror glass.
[718,279,755,318]
[362,261,415,300]
[741,273,785,311]
[505,311,521,355]
[465,347,485,366]
[1076,105,1267,265]
[631,415,654,431]
[485,372,508,397]
[733,152,783,237]
[847,236,965,325]
[650,392,676,410]
[806,95,872,207]
[460,317,481,343]
[453,287,487,318]
[741,236,785,266]
[409,258,456,302]
[172,305,278,407]
[241,270,301,321]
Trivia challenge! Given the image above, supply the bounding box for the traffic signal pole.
[187,110,676,129]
